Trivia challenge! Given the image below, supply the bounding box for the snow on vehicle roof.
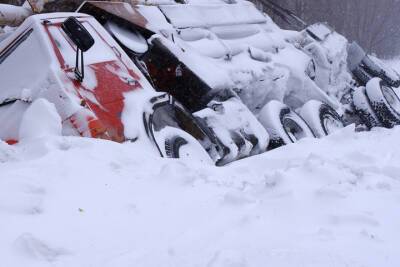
[152,1,334,106]
[123,0,338,110]
[158,2,266,28]
[0,14,91,132]
[25,12,91,22]
[105,21,148,54]
[80,0,348,110]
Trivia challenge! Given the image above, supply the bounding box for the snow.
[159,2,266,29]
[1,126,400,266]
[211,24,261,40]
[365,78,384,106]
[47,22,117,69]
[0,20,51,104]
[386,58,400,73]
[347,42,366,71]
[300,100,327,137]
[0,101,29,141]
[258,100,290,141]
[0,4,32,27]
[19,98,62,141]
[369,55,400,83]
[194,95,269,163]
[136,5,174,33]
[152,126,214,165]
[121,88,161,143]
[0,12,163,142]
[135,0,176,5]
[25,0,47,13]
[105,21,148,54]
[2,5,400,267]
[141,1,350,115]
[152,35,234,89]
[306,23,332,41]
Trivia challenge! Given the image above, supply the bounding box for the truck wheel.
[365,78,400,128]
[165,136,187,158]
[164,132,214,164]
[300,100,344,137]
[352,87,381,129]
[144,94,218,164]
[258,100,314,150]
[362,55,400,87]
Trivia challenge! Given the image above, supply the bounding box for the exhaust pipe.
[0,4,33,27]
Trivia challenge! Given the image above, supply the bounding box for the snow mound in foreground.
[19,98,61,141]
[1,126,400,267]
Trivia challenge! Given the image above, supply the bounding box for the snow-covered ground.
[1,124,400,267]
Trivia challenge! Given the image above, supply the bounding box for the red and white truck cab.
[0,13,143,141]
[0,13,220,162]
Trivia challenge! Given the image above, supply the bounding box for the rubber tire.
[165,136,188,158]
[258,100,314,150]
[352,87,381,129]
[362,56,400,87]
[144,93,222,163]
[300,100,344,138]
[164,134,213,164]
[365,78,400,128]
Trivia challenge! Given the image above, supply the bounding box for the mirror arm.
[74,48,84,82]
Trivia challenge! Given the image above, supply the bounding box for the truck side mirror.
[62,17,94,52]
[61,17,95,82]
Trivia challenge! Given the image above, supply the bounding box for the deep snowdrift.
[1,126,400,267]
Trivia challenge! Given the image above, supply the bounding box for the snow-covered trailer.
[77,1,348,157]
[253,0,400,130]
[78,0,400,155]
[2,0,400,165]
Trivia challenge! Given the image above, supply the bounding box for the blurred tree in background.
[252,0,400,58]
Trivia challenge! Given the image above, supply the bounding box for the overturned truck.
[0,7,219,164]
[77,1,400,158]
[1,0,400,165]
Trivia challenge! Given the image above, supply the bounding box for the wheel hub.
[283,117,306,142]
[322,113,343,134]
[382,86,400,115]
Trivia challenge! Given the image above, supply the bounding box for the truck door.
[43,17,144,142]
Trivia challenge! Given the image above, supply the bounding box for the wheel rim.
[382,85,400,115]
[282,117,307,142]
[322,113,344,134]
[167,134,213,164]
[178,139,213,164]
[151,103,208,144]
[148,101,218,160]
